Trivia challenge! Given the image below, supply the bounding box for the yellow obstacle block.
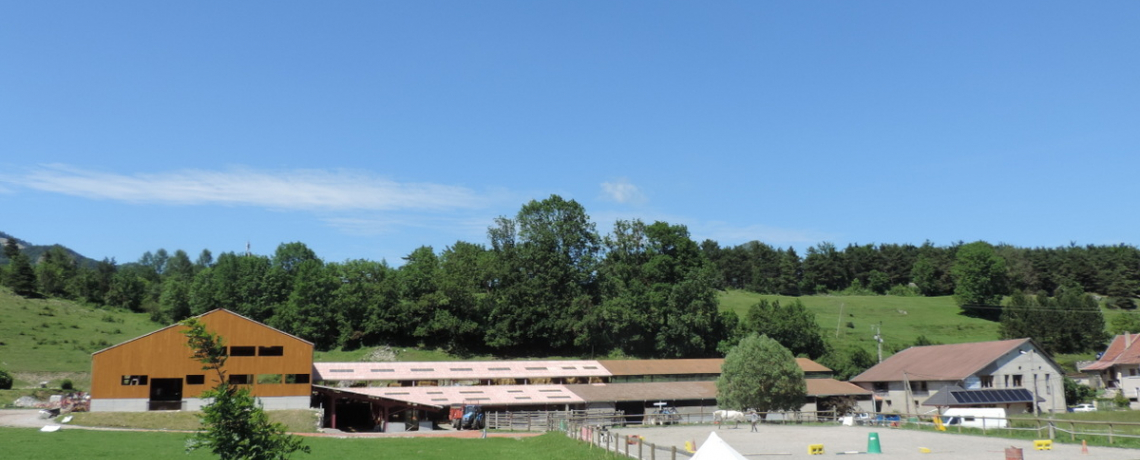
[1034,440,1053,451]
[808,444,824,455]
[918,447,931,453]
[685,441,696,453]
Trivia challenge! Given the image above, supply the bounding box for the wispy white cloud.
[8,164,487,211]
[600,178,647,204]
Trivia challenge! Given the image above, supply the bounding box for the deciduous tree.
[716,334,806,415]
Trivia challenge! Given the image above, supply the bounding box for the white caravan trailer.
[940,408,1008,429]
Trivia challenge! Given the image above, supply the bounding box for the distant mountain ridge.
[0,231,99,268]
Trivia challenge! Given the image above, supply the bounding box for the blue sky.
[2,2,1138,265]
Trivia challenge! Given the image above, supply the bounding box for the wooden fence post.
[625,435,630,457]
[1109,423,1114,444]
[671,445,677,460]
[1070,422,1075,442]
[639,437,644,459]
[650,442,656,460]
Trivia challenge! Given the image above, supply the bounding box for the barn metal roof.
[316,384,584,408]
[313,360,611,381]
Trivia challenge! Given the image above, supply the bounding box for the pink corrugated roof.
[322,384,584,407]
[313,360,611,381]
[850,339,1031,382]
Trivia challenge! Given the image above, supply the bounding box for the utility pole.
[903,371,913,418]
[872,323,883,363]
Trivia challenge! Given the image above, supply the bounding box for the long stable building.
[312,357,871,431]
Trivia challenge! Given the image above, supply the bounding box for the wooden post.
[671,445,677,460]
[1070,422,1075,441]
[650,442,656,460]
[1109,423,1114,444]
[625,435,630,457]
[639,437,644,459]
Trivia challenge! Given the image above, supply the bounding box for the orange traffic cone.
[1082,440,1089,455]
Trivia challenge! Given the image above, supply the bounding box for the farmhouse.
[850,338,1065,416]
[1079,332,1140,400]
[89,309,313,412]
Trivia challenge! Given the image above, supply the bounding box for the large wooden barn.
[90,309,313,412]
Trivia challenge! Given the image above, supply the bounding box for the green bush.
[61,379,74,390]
[0,368,13,390]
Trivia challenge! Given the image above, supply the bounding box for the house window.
[909,381,928,393]
[258,346,284,356]
[186,375,205,385]
[229,346,255,357]
[286,374,310,384]
[121,375,148,386]
[229,374,253,385]
[872,382,889,392]
[980,375,994,388]
[1045,374,1051,394]
[1012,374,1023,387]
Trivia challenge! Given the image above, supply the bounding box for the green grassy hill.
[0,287,162,389]
[718,290,1000,354]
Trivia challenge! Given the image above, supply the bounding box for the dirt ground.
[615,423,1140,460]
[0,409,53,428]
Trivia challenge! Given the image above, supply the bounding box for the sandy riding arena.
[613,423,1140,460]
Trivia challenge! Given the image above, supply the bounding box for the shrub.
[0,368,13,390]
[61,379,74,390]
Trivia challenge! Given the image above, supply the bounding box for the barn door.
[149,378,184,411]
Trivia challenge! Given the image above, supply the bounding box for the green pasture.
[717,290,1001,355]
[0,288,162,388]
[0,429,621,460]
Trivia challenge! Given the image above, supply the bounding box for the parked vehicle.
[450,403,485,430]
[1072,403,1097,412]
[940,408,1007,429]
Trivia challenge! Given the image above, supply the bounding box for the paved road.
[0,409,53,428]
[611,423,1140,460]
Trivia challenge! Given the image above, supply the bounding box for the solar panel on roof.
[950,389,1033,405]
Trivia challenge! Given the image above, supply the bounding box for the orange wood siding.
[91,310,313,399]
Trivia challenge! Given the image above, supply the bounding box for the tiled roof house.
[850,339,1066,415]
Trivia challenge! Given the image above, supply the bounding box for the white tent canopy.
[690,432,748,460]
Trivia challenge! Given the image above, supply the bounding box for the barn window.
[257,374,283,384]
[121,375,149,385]
[229,346,255,357]
[229,374,253,385]
[285,374,310,384]
[258,346,284,356]
[186,375,205,385]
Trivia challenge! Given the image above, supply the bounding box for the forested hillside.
[2,195,1137,365]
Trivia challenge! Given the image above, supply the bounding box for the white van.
[940,408,1007,429]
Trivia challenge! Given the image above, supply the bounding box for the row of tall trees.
[0,196,734,357]
[3,196,1134,358]
[704,240,1140,308]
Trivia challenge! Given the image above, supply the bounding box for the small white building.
[850,338,1065,415]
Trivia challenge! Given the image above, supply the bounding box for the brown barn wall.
[91,310,313,400]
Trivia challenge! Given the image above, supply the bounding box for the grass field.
[717,290,1003,355]
[0,288,163,389]
[0,429,621,460]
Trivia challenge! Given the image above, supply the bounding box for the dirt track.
[610,423,1140,460]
